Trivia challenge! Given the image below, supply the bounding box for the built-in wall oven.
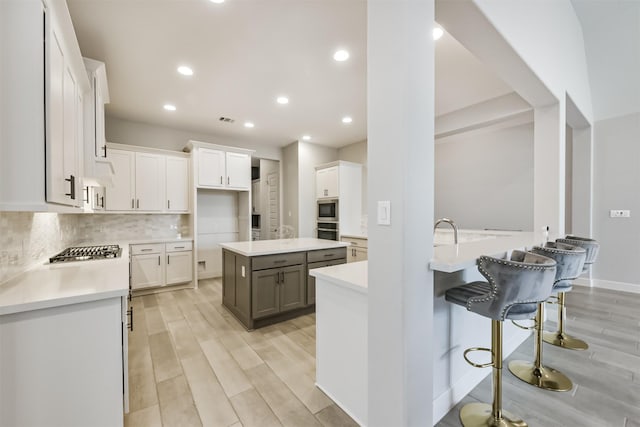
[317,199,338,221]
[317,221,339,241]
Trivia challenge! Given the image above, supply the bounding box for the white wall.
[338,140,367,219]
[106,116,283,160]
[297,142,337,238]
[435,122,534,231]
[282,143,299,236]
[592,112,640,287]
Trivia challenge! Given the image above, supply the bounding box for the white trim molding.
[574,278,640,294]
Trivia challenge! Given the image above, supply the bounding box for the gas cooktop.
[49,245,122,263]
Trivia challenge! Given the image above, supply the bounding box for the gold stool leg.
[508,303,573,392]
[543,292,589,350]
[460,320,527,427]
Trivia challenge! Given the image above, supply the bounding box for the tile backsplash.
[0,212,190,283]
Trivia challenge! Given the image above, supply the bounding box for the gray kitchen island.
[219,238,348,330]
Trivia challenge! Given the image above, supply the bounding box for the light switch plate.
[377,201,391,225]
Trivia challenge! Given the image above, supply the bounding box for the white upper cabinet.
[105,145,188,213]
[189,142,253,191]
[198,148,226,188]
[316,166,339,199]
[135,152,165,211]
[0,0,90,211]
[106,149,135,211]
[226,152,251,190]
[166,157,189,212]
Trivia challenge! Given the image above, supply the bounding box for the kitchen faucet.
[434,217,459,244]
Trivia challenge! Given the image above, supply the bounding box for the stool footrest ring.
[511,319,535,330]
[463,347,494,368]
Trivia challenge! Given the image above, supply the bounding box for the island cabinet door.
[280,265,306,312]
[252,268,280,319]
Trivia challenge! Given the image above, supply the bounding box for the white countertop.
[0,245,130,316]
[431,230,551,273]
[311,261,368,294]
[220,238,349,256]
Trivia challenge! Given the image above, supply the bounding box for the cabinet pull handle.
[275,272,280,284]
[64,175,76,200]
[174,246,185,249]
[220,176,223,185]
[167,200,170,209]
[158,255,161,265]
[95,193,99,207]
[100,196,104,207]
[280,271,285,283]
[167,255,170,265]
[127,307,134,331]
[102,145,107,158]
[140,248,153,252]
[324,253,333,257]
[227,176,230,185]
[83,186,89,203]
[131,199,135,209]
[137,199,140,209]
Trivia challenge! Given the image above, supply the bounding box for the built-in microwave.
[317,199,338,221]
[317,221,339,241]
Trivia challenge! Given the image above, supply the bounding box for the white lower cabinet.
[0,296,127,427]
[131,241,193,290]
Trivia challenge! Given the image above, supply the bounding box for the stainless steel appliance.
[49,245,122,263]
[317,221,339,241]
[317,199,339,221]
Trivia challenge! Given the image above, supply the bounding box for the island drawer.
[130,243,164,255]
[307,247,347,263]
[252,252,306,270]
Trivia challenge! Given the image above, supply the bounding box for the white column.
[368,0,435,425]
[534,102,566,235]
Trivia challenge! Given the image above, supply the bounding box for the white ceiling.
[571,0,640,121]
[67,0,513,149]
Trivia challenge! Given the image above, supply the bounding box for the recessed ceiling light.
[433,27,444,40]
[342,116,352,124]
[244,122,255,128]
[210,0,224,3]
[276,96,289,105]
[302,135,311,141]
[333,49,350,62]
[163,104,176,111]
[177,66,193,76]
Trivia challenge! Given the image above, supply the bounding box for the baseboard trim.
[432,327,530,425]
[573,278,640,294]
[315,382,366,427]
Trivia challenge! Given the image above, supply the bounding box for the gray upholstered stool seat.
[546,235,600,349]
[444,250,557,427]
[508,242,586,392]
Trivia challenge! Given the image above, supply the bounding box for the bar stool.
[544,236,600,350]
[508,242,586,392]
[445,251,557,427]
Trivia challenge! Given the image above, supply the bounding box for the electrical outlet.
[610,210,631,218]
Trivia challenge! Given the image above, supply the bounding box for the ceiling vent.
[219,117,235,123]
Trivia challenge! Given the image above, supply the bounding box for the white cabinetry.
[316,166,339,199]
[0,296,127,427]
[194,146,251,191]
[105,145,188,213]
[341,236,368,262]
[130,241,193,291]
[135,152,165,211]
[166,157,189,212]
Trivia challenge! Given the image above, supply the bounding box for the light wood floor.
[124,278,358,427]
[437,285,640,427]
[126,281,640,427]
